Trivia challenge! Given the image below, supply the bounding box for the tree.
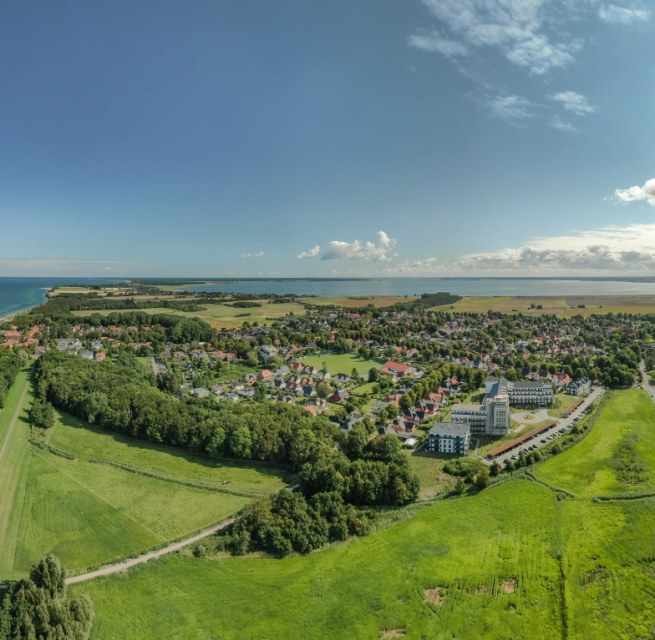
[29,398,56,430]
[455,477,466,494]
[351,367,359,380]
[490,461,500,477]
[474,468,490,489]
[316,382,330,399]
[368,367,379,382]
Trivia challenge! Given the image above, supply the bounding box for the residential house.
[81,350,94,360]
[258,370,274,380]
[331,389,350,403]
[224,393,240,402]
[243,373,257,383]
[334,373,351,384]
[211,383,225,395]
[380,361,416,377]
[259,345,279,360]
[191,388,210,398]
[568,377,591,395]
[315,369,331,380]
[95,353,106,362]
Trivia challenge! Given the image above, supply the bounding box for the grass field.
[71,301,306,329]
[350,382,378,396]
[535,389,655,497]
[407,450,457,499]
[547,394,574,418]
[299,353,383,376]
[300,296,419,308]
[0,366,34,580]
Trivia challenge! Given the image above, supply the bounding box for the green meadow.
[300,353,383,376]
[66,388,655,639]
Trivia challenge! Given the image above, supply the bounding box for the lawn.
[535,389,655,497]
[547,394,574,418]
[300,353,383,377]
[72,481,565,640]
[0,365,34,580]
[71,301,307,330]
[350,382,378,396]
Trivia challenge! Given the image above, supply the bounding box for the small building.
[568,377,591,395]
[191,388,210,398]
[81,350,94,360]
[259,345,279,360]
[427,421,471,455]
[258,370,274,380]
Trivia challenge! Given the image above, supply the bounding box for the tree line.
[0,351,22,409]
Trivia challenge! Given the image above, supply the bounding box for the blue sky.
[0,0,654,277]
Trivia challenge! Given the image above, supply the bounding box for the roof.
[488,421,557,457]
[563,397,584,413]
[383,361,413,373]
[429,421,471,437]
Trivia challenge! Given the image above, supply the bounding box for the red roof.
[382,361,412,373]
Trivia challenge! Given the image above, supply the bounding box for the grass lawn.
[535,389,655,497]
[71,301,306,330]
[214,362,259,382]
[547,394,574,418]
[73,481,565,640]
[300,353,382,377]
[351,382,378,396]
[407,450,457,499]
[0,366,34,580]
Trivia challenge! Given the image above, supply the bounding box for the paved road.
[66,519,234,585]
[490,386,605,467]
[0,378,29,466]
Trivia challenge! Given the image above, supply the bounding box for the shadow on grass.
[56,411,296,483]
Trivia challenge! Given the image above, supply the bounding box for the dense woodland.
[0,351,22,409]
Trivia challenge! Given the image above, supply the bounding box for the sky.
[0,0,654,278]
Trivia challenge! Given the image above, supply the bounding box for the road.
[66,519,234,585]
[640,362,655,402]
[491,386,605,467]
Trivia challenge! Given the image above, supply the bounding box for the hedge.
[593,492,655,503]
[29,439,77,460]
[88,458,264,498]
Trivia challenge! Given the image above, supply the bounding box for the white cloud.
[321,231,397,262]
[489,95,535,121]
[550,91,597,115]
[241,251,266,258]
[614,178,655,206]
[105,267,112,270]
[297,245,320,259]
[389,223,655,275]
[410,0,583,75]
[241,253,251,258]
[255,251,266,257]
[599,4,650,24]
[550,117,579,132]
[408,31,469,56]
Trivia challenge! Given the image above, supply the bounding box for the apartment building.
[427,421,471,455]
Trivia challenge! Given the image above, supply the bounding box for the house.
[553,372,571,388]
[272,377,287,390]
[304,365,318,375]
[385,393,403,403]
[95,353,106,362]
[275,365,290,376]
[290,362,305,372]
[331,389,350,402]
[81,350,94,360]
[211,383,225,395]
[307,398,329,415]
[90,340,103,350]
[258,370,274,380]
[259,345,279,360]
[191,388,210,398]
[302,385,317,397]
[334,373,351,384]
[239,387,256,398]
[279,395,296,404]
[315,369,331,380]
[381,361,416,377]
[224,393,240,402]
[568,377,591,395]
[243,373,257,383]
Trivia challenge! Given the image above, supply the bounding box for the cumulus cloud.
[321,231,396,262]
[550,91,597,115]
[297,245,320,259]
[409,0,583,75]
[255,251,266,257]
[389,223,655,275]
[550,117,578,132]
[599,4,650,24]
[614,178,655,206]
[241,252,266,258]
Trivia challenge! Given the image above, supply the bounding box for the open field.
[299,353,383,376]
[300,295,419,309]
[426,295,655,317]
[535,389,655,497]
[4,406,295,578]
[351,382,378,396]
[548,394,578,418]
[0,366,34,580]
[71,301,306,329]
[73,481,566,640]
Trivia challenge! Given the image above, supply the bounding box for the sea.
[4,276,655,320]
[0,277,124,320]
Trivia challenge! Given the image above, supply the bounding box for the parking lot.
[489,386,605,467]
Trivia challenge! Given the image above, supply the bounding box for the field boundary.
[592,491,655,503]
[29,439,77,460]
[89,458,265,498]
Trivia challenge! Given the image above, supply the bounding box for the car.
[511,455,518,460]
[540,439,547,443]
[530,411,536,414]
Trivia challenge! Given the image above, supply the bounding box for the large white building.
[427,421,471,455]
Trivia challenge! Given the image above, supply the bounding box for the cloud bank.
[599,4,650,25]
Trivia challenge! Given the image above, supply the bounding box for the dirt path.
[0,378,29,466]
[66,519,234,585]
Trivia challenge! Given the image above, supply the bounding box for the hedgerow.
[29,439,77,460]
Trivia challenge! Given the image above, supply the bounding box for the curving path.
[66,519,234,584]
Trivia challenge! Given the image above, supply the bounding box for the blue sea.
[0,277,124,320]
[4,276,655,320]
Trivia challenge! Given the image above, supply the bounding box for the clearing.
[299,353,383,377]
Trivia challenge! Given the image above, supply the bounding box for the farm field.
[535,389,655,497]
[73,481,566,640]
[300,295,419,308]
[299,353,383,376]
[71,301,307,329]
[0,366,34,580]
